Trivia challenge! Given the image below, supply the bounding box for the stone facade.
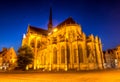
[22,9,104,71]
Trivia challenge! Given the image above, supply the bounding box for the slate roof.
[28,25,48,35]
[55,17,78,29]
[28,17,78,35]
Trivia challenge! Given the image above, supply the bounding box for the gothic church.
[22,8,104,71]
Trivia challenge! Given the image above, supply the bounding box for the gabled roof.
[0,50,7,56]
[28,25,48,36]
[55,17,78,29]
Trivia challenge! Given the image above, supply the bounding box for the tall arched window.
[87,45,91,58]
[61,46,65,63]
[37,41,40,48]
[87,45,94,63]
[95,46,98,64]
[74,46,77,63]
[53,47,57,64]
[67,45,70,64]
[78,44,83,63]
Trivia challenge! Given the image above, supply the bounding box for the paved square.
[0,70,120,82]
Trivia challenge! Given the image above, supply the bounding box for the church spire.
[48,7,53,31]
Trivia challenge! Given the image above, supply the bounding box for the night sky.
[0,0,120,51]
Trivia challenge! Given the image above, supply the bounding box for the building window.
[87,45,94,63]
[53,47,57,64]
[72,31,75,38]
[59,34,65,42]
[78,45,83,63]
[73,46,77,63]
[74,47,77,63]
[87,45,91,58]
[61,46,65,63]
[37,41,40,48]
[67,45,70,64]
[52,37,57,44]
[30,39,35,48]
[95,47,98,64]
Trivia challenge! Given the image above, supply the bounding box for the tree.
[17,45,34,70]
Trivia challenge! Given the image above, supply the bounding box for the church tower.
[48,7,53,31]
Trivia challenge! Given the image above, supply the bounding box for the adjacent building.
[103,45,120,69]
[115,45,120,68]
[103,49,116,68]
[0,47,17,70]
[22,8,104,71]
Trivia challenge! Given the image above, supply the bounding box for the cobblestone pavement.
[0,70,120,82]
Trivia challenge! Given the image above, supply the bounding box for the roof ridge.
[56,17,78,28]
[29,25,47,31]
[28,25,48,35]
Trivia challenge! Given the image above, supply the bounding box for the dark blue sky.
[0,0,120,51]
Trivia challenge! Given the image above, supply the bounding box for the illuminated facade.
[103,45,120,69]
[115,45,120,68]
[103,49,116,68]
[0,47,17,70]
[22,8,104,71]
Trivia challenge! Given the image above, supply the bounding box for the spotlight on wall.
[53,28,58,32]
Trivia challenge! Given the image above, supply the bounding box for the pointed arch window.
[67,45,70,64]
[74,46,77,63]
[95,46,98,64]
[37,41,40,48]
[87,45,94,63]
[53,47,57,64]
[87,45,91,58]
[78,44,83,63]
[61,46,65,63]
